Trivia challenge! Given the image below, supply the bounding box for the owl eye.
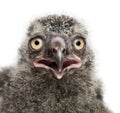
[74,38,85,50]
[29,37,43,50]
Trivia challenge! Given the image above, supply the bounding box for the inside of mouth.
[37,59,79,71]
[38,60,58,71]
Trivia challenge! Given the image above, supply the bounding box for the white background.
[0,0,120,113]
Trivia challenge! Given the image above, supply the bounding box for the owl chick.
[0,15,112,113]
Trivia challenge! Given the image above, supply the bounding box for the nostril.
[62,48,66,54]
[52,47,66,54]
[52,48,57,53]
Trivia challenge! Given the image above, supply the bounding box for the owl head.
[18,15,94,79]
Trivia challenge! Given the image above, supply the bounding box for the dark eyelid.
[31,34,46,40]
[70,34,85,40]
[71,34,86,42]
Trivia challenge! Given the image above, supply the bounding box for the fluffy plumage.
[0,15,112,113]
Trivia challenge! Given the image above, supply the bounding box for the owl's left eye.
[29,37,43,50]
[73,38,85,50]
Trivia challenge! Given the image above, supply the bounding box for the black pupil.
[76,41,81,46]
[35,40,40,45]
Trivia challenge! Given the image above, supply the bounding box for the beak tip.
[55,73,64,79]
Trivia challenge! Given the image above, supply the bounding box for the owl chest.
[1,79,95,113]
[2,90,77,113]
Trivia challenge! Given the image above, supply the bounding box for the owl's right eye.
[29,37,43,51]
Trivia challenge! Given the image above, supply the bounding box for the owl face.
[19,15,92,79]
[28,33,86,79]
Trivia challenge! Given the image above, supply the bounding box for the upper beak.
[53,48,64,72]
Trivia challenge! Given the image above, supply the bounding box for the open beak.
[33,53,82,79]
